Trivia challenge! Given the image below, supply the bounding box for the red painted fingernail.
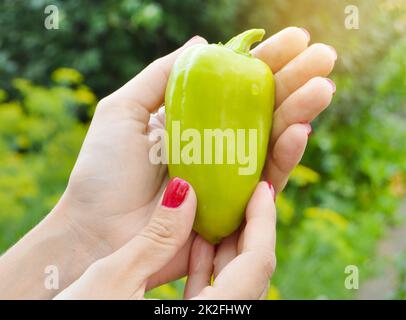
[300,28,311,43]
[162,177,190,208]
[305,123,313,137]
[268,181,276,201]
[327,45,337,61]
[325,78,336,94]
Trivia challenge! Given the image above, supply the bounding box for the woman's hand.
[0,27,336,299]
[59,27,335,289]
[55,181,275,300]
[185,182,276,300]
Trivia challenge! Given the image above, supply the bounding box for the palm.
[65,103,165,250]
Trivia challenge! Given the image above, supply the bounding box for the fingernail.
[325,78,336,94]
[162,177,190,208]
[300,28,311,43]
[304,123,313,137]
[327,45,337,61]
[267,181,276,201]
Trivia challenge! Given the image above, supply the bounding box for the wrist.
[49,194,112,280]
[0,195,110,299]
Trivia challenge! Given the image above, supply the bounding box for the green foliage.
[1,0,406,300]
[273,36,406,299]
[0,68,93,251]
[0,0,247,98]
[392,251,406,299]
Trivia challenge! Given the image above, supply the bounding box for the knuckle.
[97,95,149,123]
[286,126,308,149]
[270,151,288,174]
[139,215,178,248]
[152,57,164,67]
[151,58,170,81]
[96,96,112,111]
[277,105,290,128]
[96,96,126,112]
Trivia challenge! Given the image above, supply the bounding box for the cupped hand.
[55,181,275,300]
[56,27,336,292]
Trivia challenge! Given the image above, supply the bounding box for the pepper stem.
[224,29,265,55]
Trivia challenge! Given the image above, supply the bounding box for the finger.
[118,177,196,283]
[252,27,310,73]
[274,43,337,107]
[270,77,335,146]
[102,36,208,114]
[263,124,310,192]
[184,236,215,299]
[242,182,276,252]
[195,182,276,300]
[213,231,239,278]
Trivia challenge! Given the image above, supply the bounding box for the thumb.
[108,177,197,288]
[54,177,197,299]
[133,177,196,273]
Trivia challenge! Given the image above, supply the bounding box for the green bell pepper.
[165,29,275,243]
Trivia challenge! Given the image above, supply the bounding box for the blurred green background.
[1,0,406,299]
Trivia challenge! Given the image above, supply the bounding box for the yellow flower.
[0,89,7,102]
[389,172,405,197]
[16,135,30,149]
[74,86,96,105]
[290,165,320,186]
[52,68,83,85]
[276,193,295,225]
[266,285,281,300]
[304,207,348,229]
